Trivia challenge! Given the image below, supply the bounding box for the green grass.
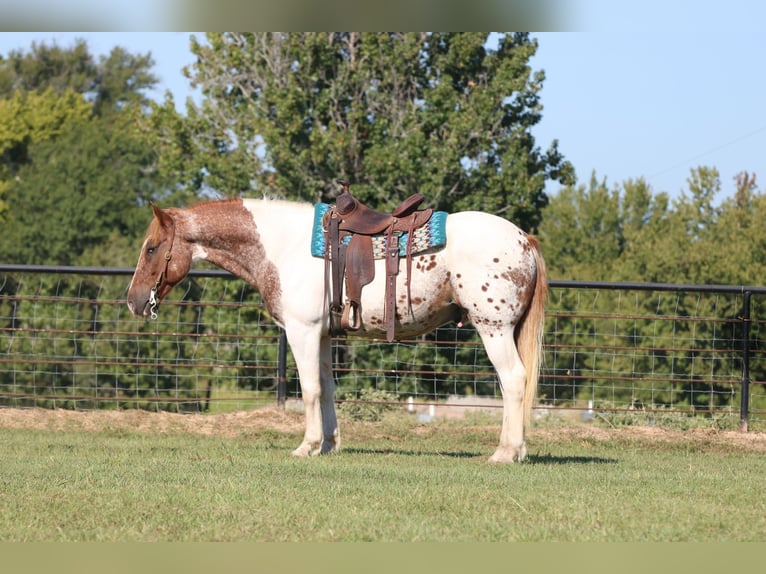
[1,411,765,541]
[203,387,273,414]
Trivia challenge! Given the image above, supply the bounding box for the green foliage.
[0,113,160,265]
[0,39,157,114]
[0,271,283,412]
[147,32,573,230]
[538,167,766,413]
[0,87,92,219]
[592,406,742,431]
[89,46,158,117]
[333,326,492,402]
[337,388,400,422]
[537,173,623,279]
[0,39,167,263]
[0,39,94,97]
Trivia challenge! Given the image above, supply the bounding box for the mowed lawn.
[1,407,765,542]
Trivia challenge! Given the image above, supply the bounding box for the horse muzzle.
[127,296,152,318]
[127,286,161,319]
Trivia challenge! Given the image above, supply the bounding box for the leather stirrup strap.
[384,229,400,342]
[329,212,346,335]
[405,216,416,318]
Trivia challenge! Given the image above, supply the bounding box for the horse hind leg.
[476,324,528,463]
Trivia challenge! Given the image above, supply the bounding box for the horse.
[126,197,547,463]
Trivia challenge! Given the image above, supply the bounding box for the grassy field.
[1,406,765,542]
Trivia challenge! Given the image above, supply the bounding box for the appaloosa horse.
[126,197,547,463]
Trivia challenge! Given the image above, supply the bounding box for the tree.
[0,39,160,226]
[0,39,94,97]
[714,171,766,285]
[538,166,766,412]
[0,113,159,265]
[147,32,573,231]
[0,87,92,221]
[538,172,624,280]
[0,39,157,116]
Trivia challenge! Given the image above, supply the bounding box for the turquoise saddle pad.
[310,203,448,259]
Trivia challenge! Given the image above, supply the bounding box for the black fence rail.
[1,265,765,429]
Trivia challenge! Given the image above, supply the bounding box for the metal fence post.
[740,291,752,432]
[277,329,287,409]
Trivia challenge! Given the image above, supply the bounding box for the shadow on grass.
[527,453,618,465]
[343,447,482,459]
[343,448,618,464]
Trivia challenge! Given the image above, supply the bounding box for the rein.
[148,225,175,320]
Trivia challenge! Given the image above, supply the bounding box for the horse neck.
[180,198,310,285]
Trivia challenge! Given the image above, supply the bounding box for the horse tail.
[515,234,548,433]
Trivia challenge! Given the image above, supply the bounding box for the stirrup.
[341,301,362,331]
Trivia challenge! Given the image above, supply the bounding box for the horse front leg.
[285,328,338,457]
[285,326,323,456]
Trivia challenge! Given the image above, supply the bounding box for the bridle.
[147,223,176,320]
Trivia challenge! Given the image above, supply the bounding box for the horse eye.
[146,246,156,256]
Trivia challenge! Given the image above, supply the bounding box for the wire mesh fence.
[543,284,764,421]
[1,265,765,425]
[0,267,283,413]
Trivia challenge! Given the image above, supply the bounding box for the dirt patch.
[531,425,766,453]
[2,406,766,453]
[0,406,304,438]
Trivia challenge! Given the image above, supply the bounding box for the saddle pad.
[310,203,447,259]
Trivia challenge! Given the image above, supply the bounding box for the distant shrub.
[338,388,400,422]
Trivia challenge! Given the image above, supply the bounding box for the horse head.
[127,203,192,318]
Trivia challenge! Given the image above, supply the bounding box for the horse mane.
[185,197,244,211]
[182,195,311,212]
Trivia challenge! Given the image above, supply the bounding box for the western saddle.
[323,180,433,342]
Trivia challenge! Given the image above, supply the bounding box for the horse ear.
[150,202,174,230]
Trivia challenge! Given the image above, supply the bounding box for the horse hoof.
[488,444,527,464]
[291,442,321,457]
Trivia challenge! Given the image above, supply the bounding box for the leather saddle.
[323,180,433,342]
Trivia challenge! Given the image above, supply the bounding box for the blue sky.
[1,20,764,202]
